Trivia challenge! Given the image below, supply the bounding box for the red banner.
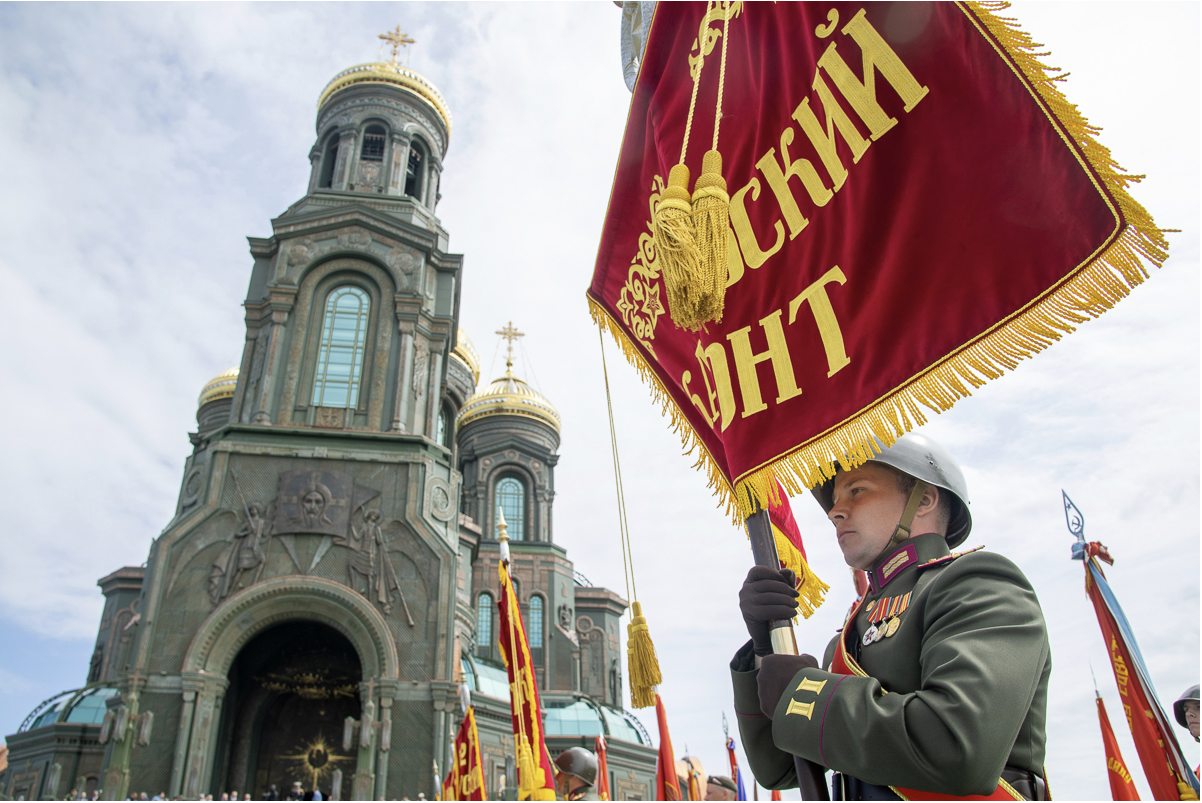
[498,560,557,801]
[443,708,487,801]
[654,695,682,801]
[1097,694,1141,801]
[1085,558,1197,800]
[588,2,1166,515]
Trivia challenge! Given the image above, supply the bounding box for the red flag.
[588,2,1166,519]
[595,735,611,801]
[770,793,782,802]
[654,695,682,801]
[498,560,557,800]
[1097,694,1141,800]
[444,708,487,801]
[1084,555,1197,800]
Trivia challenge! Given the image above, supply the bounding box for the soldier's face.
[1186,700,1199,739]
[829,463,908,570]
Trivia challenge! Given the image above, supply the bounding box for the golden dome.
[457,362,560,434]
[198,368,239,408]
[450,328,481,386]
[317,63,452,138]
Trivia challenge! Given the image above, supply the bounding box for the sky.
[0,2,1197,800]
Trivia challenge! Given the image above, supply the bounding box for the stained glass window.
[497,478,524,541]
[311,286,370,408]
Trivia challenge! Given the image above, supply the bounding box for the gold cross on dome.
[379,25,416,64]
[496,321,525,367]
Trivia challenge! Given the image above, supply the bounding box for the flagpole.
[745,504,828,800]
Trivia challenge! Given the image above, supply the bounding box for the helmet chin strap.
[890,480,930,547]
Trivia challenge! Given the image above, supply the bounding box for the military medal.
[884,616,901,637]
[862,625,878,646]
[872,625,886,643]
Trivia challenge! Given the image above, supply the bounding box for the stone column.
[393,325,415,432]
[307,148,321,194]
[170,687,199,797]
[388,133,412,196]
[333,131,357,192]
[252,306,290,425]
[425,351,444,439]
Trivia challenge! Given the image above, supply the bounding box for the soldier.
[732,433,1051,800]
[554,747,600,801]
[1174,685,1199,743]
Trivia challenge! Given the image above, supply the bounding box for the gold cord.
[679,2,714,165]
[599,327,637,604]
[712,2,731,149]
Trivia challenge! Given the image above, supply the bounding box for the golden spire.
[378,25,416,65]
[495,321,525,369]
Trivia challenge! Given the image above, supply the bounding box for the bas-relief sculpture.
[205,469,414,625]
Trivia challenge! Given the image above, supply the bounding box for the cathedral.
[1,37,658,802]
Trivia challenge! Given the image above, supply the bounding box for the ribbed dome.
[317,62,452,138]
[198,368,239,408]
[450,328,481,386]
[457,362,560,434]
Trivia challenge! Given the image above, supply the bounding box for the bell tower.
[232,31,458,433]
[105,32,472,803]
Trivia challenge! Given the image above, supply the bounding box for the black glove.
[739,565,799,657]
[758,652,820,718]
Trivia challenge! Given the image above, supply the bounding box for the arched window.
[476,593,493,658]
[360,125,386,161]
[311,286,370,409]
[404,142,424,199]
[497,478,524,541]
[319,133,339,188]
[528,596,543,649]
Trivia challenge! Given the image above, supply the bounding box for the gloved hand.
[739,566,799,656]
[758,653,820,718]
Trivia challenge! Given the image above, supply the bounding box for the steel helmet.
[554,747,597,786]
[1174,685,1199,729]
[812,432,973,548]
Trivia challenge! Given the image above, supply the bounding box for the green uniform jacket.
[731,533,1051,796]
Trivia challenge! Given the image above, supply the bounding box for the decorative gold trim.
[592,2,1169,524]
[317,62,452,137]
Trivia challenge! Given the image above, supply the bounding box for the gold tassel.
[516,738,537,801]
[686,149,730,329]
[654,163,704,329]
[626,600,662,709]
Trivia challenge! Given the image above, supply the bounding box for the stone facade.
[3,52,656,803]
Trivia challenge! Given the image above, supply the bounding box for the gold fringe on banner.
[590,1,1170,524]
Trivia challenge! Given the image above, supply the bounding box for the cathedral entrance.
[212,621,361,800]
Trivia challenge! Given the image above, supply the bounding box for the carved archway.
[183,575,398,680]
[173,577,399,799]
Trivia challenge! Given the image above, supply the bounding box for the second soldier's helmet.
[811,432,973,548]
[1174,685,1199,729]
[554,747,597,786]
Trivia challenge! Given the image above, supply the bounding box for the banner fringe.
[592,2,1169,524]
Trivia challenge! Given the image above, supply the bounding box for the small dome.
[198,368,239,408]
[451,328,481,386]
[457,362,560,434]
[318,62,452,139]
